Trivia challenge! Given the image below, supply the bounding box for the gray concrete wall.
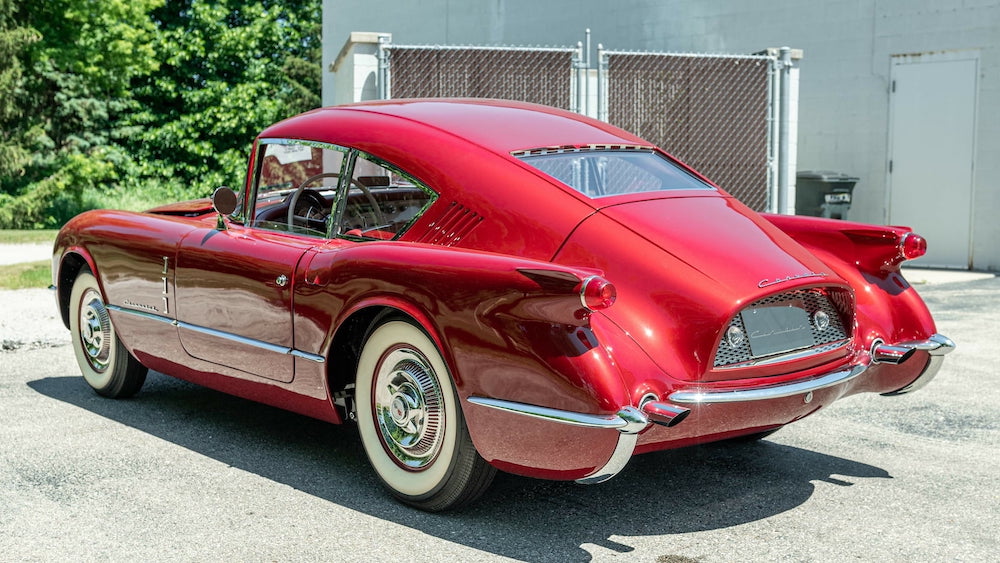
[323,0,999,269]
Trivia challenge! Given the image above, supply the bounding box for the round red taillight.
[580,276,617,311]
[900,232,927,261]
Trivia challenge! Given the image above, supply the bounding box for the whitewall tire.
[68,270,148,398]
[355,318,495,511]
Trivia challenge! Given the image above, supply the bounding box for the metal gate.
[384,45,579,111]
[352,39,790,212]
[599,51,776,211]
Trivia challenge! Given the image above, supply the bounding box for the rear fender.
[763,214,917,276]
[764,214,937,345]
[297,243,631,412]
[295,243,633,479]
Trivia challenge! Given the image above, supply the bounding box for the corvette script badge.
[757,271,828,288]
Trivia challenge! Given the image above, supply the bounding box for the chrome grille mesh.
[714,288,852,368]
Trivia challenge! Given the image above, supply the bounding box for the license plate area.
[740,305,814,358]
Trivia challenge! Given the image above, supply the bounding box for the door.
[174,228,313,383]
[888,52,978,268]
[170,139,348,382]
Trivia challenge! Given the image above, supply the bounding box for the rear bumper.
[467,333,954,484]
[668,333,955,404]
[879,333,956,396]
[669,363,866,404]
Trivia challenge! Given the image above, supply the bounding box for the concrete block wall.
[323,0,999,269]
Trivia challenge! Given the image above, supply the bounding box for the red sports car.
[52,99,954,511]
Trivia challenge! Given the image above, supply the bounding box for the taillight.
[580,276,616,311]
[900,232,927,261]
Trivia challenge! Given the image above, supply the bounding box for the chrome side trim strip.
[108,305,326,364]
[290,349,327,363]
[467,397,648,432]
[669,363,868,404]
[181,322,292,355]
[108,305,176,325]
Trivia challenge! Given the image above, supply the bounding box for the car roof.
[258,98,651,154]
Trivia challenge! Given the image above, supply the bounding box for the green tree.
[0,0,322,228]
[0,0,161,228]
[127,0,321,198]
[0,0,40,181]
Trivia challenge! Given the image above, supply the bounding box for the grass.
[0,261,51,289]
[0,230,56,289]
[0,229,58,244]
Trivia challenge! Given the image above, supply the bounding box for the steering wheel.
[290,188,329,232]
[287,173,386,233]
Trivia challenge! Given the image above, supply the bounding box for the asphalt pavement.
[1,271,997,562]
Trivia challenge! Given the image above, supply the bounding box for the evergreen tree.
[126,0,322,197]
[0,0,161,228]
[0,0,322,228]
[0,0,40,181]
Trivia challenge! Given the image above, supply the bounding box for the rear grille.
[714,287,853,368]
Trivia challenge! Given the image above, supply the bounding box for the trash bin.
[795,171,859,220]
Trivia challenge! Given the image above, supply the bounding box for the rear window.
[515,148,714,198]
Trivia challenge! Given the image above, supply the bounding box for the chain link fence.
[385,46,579,111]
[601,52,775,210]
[373,42,780,211]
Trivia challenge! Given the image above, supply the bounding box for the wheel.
[68,269,148,398]
[355,318,495,511]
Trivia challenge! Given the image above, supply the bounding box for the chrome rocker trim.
[107,305,326,363]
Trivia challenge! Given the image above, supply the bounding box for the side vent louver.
[416,202,483,246]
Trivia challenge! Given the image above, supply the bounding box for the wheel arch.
[326,299,450,409]
[55,250,98,329]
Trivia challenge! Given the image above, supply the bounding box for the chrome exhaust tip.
[640,397,691,427]
[871,340,916,365]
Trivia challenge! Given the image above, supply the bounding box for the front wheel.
[355,318,495,511]
[68,269,148,398]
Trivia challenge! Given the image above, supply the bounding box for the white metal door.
[887,52,977,269]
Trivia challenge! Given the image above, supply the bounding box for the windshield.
[516,148,714,198]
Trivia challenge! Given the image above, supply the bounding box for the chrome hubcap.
[372,348,444,470]
[79,289,112,373]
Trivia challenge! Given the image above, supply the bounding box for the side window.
[252,141,347,237]
[335,153,436,240]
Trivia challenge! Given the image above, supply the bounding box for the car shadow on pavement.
[29,372,891,562]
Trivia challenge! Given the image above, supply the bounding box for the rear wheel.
[355,318,495,511]
[69,270,148,398]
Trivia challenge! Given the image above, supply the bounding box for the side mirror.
[212,187,239,230]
